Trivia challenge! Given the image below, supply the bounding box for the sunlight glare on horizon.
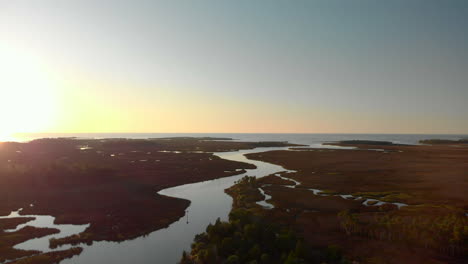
[0,1,467,134]
[0,44,58,139]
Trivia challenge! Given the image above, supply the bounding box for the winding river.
[3,144,407,264]
[58,146,290,264]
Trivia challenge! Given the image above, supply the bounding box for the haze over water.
[7,133,468,146]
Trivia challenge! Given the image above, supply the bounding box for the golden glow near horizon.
[0,44,58,140]
[1,2,467,136]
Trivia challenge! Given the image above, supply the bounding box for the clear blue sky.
[1,0,467,134]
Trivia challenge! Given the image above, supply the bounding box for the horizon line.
[11,132,468,136]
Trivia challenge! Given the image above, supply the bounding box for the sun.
[0,45,58,140]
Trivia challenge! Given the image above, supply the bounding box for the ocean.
[7,133,468,145]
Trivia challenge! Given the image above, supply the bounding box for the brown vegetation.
[338,206,467,257]
[245,143,468,263]
[8,247,83,264]
[0,226,59,262]
[0,217,35,230]
[0,137,293,261]
[247,144,468,208]
[257,174,295,186]
[264,185,362,213]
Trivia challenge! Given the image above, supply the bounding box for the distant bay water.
[8,133,468,146]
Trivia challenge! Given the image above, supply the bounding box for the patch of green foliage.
[319,189,340,195]
[180,208,350,264]
[227,176,264,209]
[352,191,397,199]
[380,193,412,203]
[352,191,412,203]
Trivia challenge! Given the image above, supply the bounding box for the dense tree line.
[338,209,468,257]
[419,139,468,145]
[180,208,350,263]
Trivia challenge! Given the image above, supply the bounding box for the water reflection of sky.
[0,209,89,253]
[58,147,290,264]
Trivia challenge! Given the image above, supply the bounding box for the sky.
[0,0,467,135]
